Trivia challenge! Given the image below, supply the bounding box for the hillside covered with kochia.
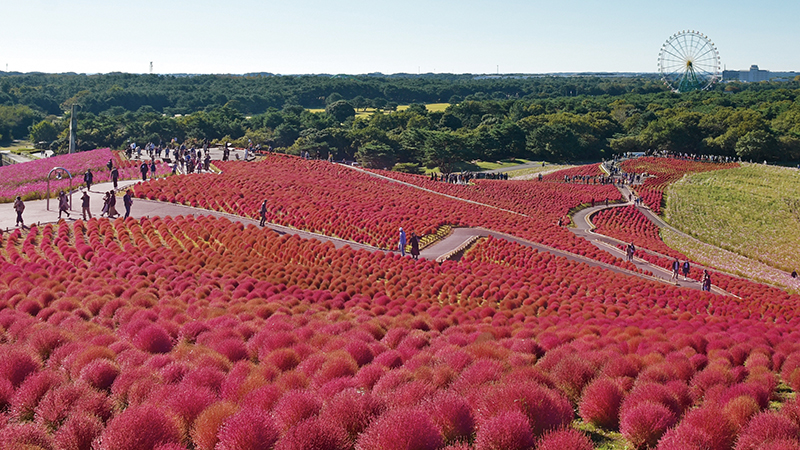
[2,155,800,449]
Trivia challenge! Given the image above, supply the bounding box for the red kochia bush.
[274,417,350,450]
[619,401,677,449]
[0,421,54,449]
[734,412,800,450]
[535,428,594,450]
[272,390,322,432]
[190,401,238,450]
[473,410,535,450]
[215,407,279,450]
[656,407,735,450]
[426,390,475,444]
[132,324,174,354]
[0,345,41,387]
[319,388,385,440]
[93,404,182,450]
[579,377,625,430]
[53,412,104,450]
[356,407,443,450]
[79,358,121,391]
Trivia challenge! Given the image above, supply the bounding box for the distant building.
[722,65,799,82]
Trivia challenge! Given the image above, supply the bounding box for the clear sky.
[1,0,798,75]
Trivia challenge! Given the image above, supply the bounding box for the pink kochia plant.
[619,401,677,449]
[93,404,182,450]
[274,416,350,450]
[473,410,535,450]
[214,407,279,450]
[578,377,625,430]
[355,407,443,450]
[734,412,800,450]
[535,428,594,450]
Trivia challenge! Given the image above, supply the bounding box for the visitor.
[399,227,407,256]
[702,270,712,292]
[150,160,157,178]
[111,167,119,189]
[671,258,680,281]
[123,190,133,219]
[107,159,113,171]
[101,192,110,217]
[682,261,691,280]
[83,168,94,191]
[259,200,268,227]
[792,270,798,279]
[58,191,70,219]
[410,232,420,260]
[107,192,119,218]
[140,162,149,181]
[626,242,635,261]
[14,196,25,227]
[81,190,92,221]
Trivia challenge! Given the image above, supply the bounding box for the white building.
[722,65,799,82]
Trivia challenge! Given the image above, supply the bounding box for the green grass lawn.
[308,103,450,117]
[506,164,573,179]
[0,140,36,154]
[421,159,533,174]
[665,163,800,273]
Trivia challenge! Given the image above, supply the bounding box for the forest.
[1,72,800,169]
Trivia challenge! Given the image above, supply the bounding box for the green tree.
[325,100,355,123]
[735,130,779,161]
[29,119,60,145]
[356,141,397,169]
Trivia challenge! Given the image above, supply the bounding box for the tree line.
[2,72,800,168]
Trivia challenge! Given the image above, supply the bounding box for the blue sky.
[1,0,798,75]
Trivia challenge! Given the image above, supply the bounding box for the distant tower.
[68,104,78,154]
[150,62,153,74]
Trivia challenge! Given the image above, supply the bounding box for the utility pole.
[68,104,77,154]
[150,62,153,74]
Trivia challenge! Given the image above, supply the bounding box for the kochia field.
[1,156,799,450]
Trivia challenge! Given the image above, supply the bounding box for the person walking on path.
[410,232,420,260]
[150,160,157,179]
[107,192,119,219]
[123,190,133,219]
[107,159,113,171]
[682,260,691,280]
[14,196,25,227]
[81,190,92,221]
[399,227,407,256]
[101,192,110,217]
[111,167,119,189]
[259,200,268,227]
[140,162,149,181]
[626,242,636,261]
[83,169,94,191]
[671,258,680,281]
[702,270,712,291]
[58,191,70,219]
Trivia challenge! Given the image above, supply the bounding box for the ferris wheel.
[658,30,721,92]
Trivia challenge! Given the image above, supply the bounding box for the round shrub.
[579,377,624,430]
[274,417,349,450]
[53,412,104,450]
[735,412,800,450]
[473,410,534,450]
[94,404,182,450]
[190,401,238,450]
[536,428,594,450]
[356,407,443,450]
[215,407,279,450]
[620,401,677,449]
